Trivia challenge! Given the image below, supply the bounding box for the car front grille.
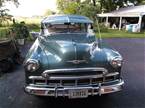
[29,68,119,87]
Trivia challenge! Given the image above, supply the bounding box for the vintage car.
[24,15,124,99]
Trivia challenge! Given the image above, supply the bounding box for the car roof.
[41,14,93,24]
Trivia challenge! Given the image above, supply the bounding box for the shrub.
[10,22,29,39]
[94,22,108,33]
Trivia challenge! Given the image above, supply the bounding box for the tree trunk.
[92,0,96,6]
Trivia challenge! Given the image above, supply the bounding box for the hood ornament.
[66,60,88,64]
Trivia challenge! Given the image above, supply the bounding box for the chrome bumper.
[25,79,124,98]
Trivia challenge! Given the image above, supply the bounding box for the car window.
[45,23,87,33]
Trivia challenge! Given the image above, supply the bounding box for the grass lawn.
[97,29,145,38]
[0,27,10,38]
[0,19,145,39]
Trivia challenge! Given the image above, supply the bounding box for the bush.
[94,22,108,33]
[10,22,29,39]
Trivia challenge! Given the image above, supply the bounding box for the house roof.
[97,5,145,17]
[42,15,93,24]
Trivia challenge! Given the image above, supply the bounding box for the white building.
[97,5,145,32]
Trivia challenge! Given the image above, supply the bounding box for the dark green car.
[24,15,124,99]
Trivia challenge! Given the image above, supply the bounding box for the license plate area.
[68,89,88,99]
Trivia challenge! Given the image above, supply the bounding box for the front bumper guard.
[25,79,124,98]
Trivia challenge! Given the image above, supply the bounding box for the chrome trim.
[43,67,108,74]
[66,60,88,64]
[29,76,45,80]
[24,59,39,66]
[48,74,115,80]
[110,56,123,68]
[25,79,124,98]
[29,79,120,87]
[30,72,119,80]
[24,59,40,72]
[73,42,77,61]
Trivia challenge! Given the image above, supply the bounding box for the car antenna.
[96,15,102,47]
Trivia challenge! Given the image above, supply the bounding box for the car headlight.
[110,57,122,68]
[25,59,39,72]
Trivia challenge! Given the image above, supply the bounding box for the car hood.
[38,33,98,68]
[43,40,91,60]
[25,33,121,70]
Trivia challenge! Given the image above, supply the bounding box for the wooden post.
[105,17,109,27]
[138,16,142,32]
[119,17,122,30]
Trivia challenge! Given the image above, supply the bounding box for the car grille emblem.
[66,60,88,64]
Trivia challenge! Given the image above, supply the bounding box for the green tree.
[0,0,19,7]
[0,8,13,26]
[79,0,100,21]
[57,0,100,21]
[0,0,19,26]
[99,0,144,12]
[57,0,80,14]
[139,0,145,4]
[57,0,145,14]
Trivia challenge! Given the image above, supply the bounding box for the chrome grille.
[48,71,103,76]
[31,76,118,87]
[29,68,119,87]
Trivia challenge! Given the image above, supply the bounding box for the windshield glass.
[45,23,87,33]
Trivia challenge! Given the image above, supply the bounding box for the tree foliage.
[57,0,80,14]
[0,0,19,7]
[140,0,145,4]
[0,0,19,26]
[57,0,145,15]
[99,0,144,12]
[57,0,100,21]
[0,8,13,26]
[79,0,100,21]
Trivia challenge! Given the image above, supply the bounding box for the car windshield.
[45,23,87,33]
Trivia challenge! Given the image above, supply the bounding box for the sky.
[5,0,57,17]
